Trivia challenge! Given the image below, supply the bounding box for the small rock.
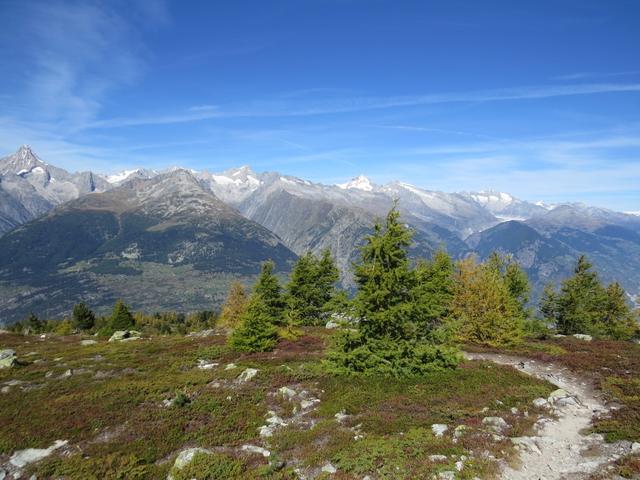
[325,319,340,329]
[453,425,466,439]
[437,471,456,480]
[197,359,218,370]
[278,386,297,399]
[532,397,549,408]
[573,333,592,341]
[237,368,258,383]
[188,329,216,337]
[555,396,579,407]
[510,407,519,415]
[482,416,509,431]
[80,340,97,346]
[455,460,464,471]
[321,462,337,474]
[225,363,237,370]
[428,454,448,462]
[108,330,141,342]
[241,444,270,457]
[300,398,320,410]
[631,442,640,453]
[335,410,349,423]
[511,437,542,455]
[168,447,212,480]
[0,349,17,369]
[9,440,68,468]
[431,424,448,437]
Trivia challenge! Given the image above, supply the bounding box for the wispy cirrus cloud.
[83,82,640,129]
[555,71,640,81]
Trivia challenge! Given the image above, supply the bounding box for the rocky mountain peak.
[337,175,374,192]
[0,145,47,176]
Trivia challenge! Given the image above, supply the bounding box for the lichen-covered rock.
[108,330,141,342]
[0,349,16,369]
[80,339,97,346]
[482,416,509,431]
[573,334,592,341]
[237,368,258,383]
[167,447,212,480]
[9,440,68,469]
[431,424,448,437]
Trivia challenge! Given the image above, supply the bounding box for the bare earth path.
[464,352,631,480]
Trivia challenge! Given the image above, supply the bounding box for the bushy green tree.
[285,249,340,325]
[24,313,45,334]
[541,256,636,340]
[450,257,525,347]
[326,205,460,376]
[109,300,135,331]
[229,294,279,352]
[72,302,96,331]
[413,250,454,337]
[254,261,285,323]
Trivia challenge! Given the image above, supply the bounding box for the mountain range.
[1,145,639,323]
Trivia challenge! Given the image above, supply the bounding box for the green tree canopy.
[72,302,96,331]
[109,300,135,331]
[229,294,279,352]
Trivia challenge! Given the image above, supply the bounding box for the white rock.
[168,447,212,480]
[241,444,270,457]
[80,340,97,346]
[631,442,640,453]
[511,437,542,455]
[108,330,141,342]
[237,368,258,382]
[225,363,237,370]
[453,425,466,439]
[438,471,456,480]
[482,416,509,431]
[0,349,16,369]
[532,397,549,408]
[321,462,337,474]
[335,410,349,423]
[300,398,320,410]
[431,424,448,437]
[455,460,464,471]
[573,334,592,341]
[197,359,218,370]
[9,440,68,468]
[278,386,297,399]
[510,407,519,415]
[258,425,274,437]
[428,454,448,462]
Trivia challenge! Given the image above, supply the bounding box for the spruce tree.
[413,250,454,337]
[109,300,135,331]
[254,261,285,323]
[72,302,96,331]
[327,205,460,376]
[597,282,637,340]
[285,249,339,325]
[218,281,249,329]
[229,294,279,352]
[553,256,606,335]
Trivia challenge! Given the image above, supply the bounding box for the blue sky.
[0,0,639,211]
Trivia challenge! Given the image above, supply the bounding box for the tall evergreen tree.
[327,205,460,376]
[254,261,285,323]
[229,294,279,352]
[72,302,96,331]
[596,282,637,340]
[109,300,135,331]
[486,252,530,316]
[413,250,454,337]
[218,281,249,329]
[285,249,340,325]
[552,256,606,335]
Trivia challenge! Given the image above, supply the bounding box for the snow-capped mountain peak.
[469,190,514,208]
[337,175,374,192]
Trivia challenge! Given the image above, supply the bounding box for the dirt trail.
[464,351,631,480]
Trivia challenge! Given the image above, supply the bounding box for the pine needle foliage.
[326,205,460,377]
